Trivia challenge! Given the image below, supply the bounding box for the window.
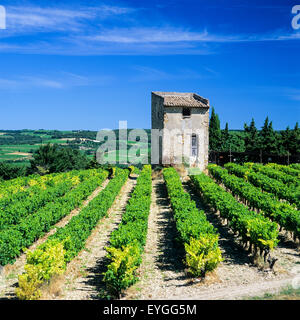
[182,107,191,118]
[191,134,197,157]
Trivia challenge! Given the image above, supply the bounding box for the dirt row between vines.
[124,176,300,300]
[44,176,137,300]
[1,173,299,300]
[0,178,111,299]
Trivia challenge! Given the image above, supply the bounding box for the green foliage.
[290,163,300,170]
[103,243,142,298]
[0,171,81,232]
[280,122,300,155]
[163,167,222,277]
[211,164,299,242]
[0,162,28,180]
[128,165,135,176]
[243,117,299,156]
[266,163,300,177]
[30,143,89,174]
[110,221,148,249]
[15,239,66,300]
[209,107,222,151]
[48,168,128,263]
[219,124,246,153]
[16,169,128,299]
[245,162,299,187]
[259,117,278,154]
[220,123,230,152]
[185,235,223,277]
[0,169,108,266]
[191,169,279,251]
[224,163,300,208]
[244,118,260,153]
[103,165,152,297]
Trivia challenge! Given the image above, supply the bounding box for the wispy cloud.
[2,5,134,36]
[84,27,300,44]
[254,86,300,102]
[129,65,218,82]
[85,28,214,43]
[0,72,114,90]
[284,88,300,101]
[0,4,299,55]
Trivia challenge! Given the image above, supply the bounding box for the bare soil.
[44,176,137,300]
[1,174,299,300]
[8,152,31,156]
[0,179,110,300]
[124,176,300,300]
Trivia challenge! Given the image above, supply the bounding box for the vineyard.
[0,163,299,300]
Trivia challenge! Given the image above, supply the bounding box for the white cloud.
[0,72,114,90]
[0,4,299,55]
[254,86,300,102]
[3,5,134,36]
[84,27,300,44]
[285,89,300,101]
[129,65,215,82]
[86,28,213,43]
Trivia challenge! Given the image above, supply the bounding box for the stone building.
[151,91,210,171]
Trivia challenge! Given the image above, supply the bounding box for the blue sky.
[0,0,299,131]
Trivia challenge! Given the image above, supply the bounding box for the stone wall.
[151,93,209,171]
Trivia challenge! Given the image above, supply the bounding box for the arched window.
[191,134,197,157]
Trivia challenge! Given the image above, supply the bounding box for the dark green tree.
[290,122,300,154]
[30,143,89,174]
[280,126,292,155]
[244,118,260,153]
[209,107,222,151]
[259,117,278,154]
[0,163,27,180]
[228,132,246,152]
[220,122,230,152]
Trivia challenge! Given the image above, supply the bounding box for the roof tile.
[152,92,209,108]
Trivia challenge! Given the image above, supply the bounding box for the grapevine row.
[0,172,62,209]
[290,163,300,171]
[0,169,108,266]
[16,168,129,300]
[163,167,222,277]
[225,163,299,208]
[209,165,300,240]
[266,163,300,177]
[244,162,299,187]
[103,165,152,298]
[190,173,279,254]
[96,166,151,298]
[0,170,89,231]
[0,172,59,200]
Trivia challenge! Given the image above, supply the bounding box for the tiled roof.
[152,92,209,108]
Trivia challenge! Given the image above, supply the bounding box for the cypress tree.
[260,117,278,154]
[290,122,300,154]
[209,107,222,151]
[221,122,230,151]
[244,118,260,152]
[280,126,292,155]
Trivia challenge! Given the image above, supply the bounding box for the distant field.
[0,129,89,163]
[0,130,151,164]
[101,148,150,163]
[0,144,38,162]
